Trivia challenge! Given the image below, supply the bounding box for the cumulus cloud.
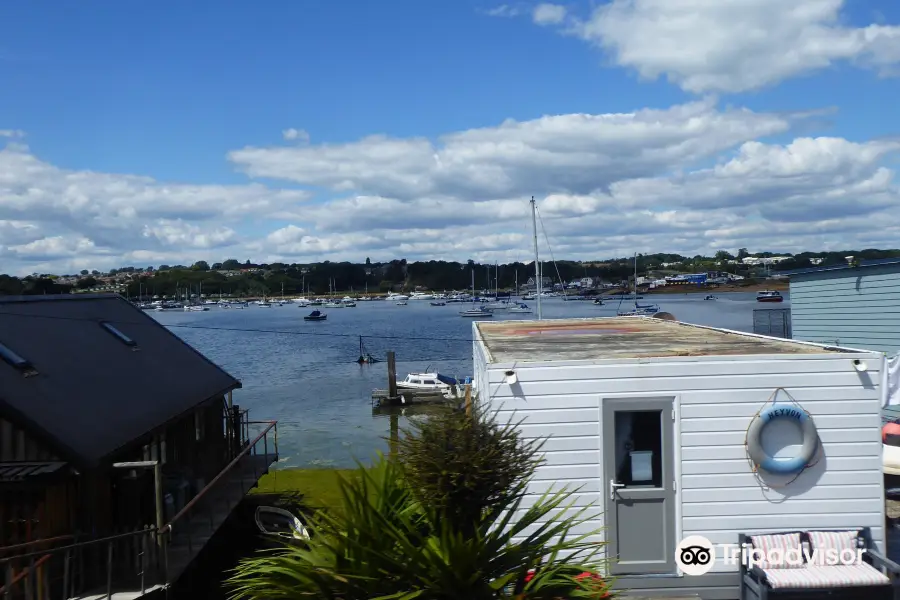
[229,99,795,199]
[533,3,567,25]
[550,0,900,93]
[3,100,900,276]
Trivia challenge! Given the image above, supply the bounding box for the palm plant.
[226,407,614,599]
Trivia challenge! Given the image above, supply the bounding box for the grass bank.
[253,468,357,510]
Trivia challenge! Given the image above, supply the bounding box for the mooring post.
[387,351,397,398]
[465,384,472,417]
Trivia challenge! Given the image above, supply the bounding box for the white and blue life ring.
[746,402,819,474]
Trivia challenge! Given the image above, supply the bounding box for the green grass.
[253,468,357,511]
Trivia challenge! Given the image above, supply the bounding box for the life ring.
[746,402,819,474]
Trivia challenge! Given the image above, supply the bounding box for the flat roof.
[475,317,849,363]
[780,256,900,276]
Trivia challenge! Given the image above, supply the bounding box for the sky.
[2,0,900,276]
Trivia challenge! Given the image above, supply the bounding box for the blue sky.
[2,1,900,274]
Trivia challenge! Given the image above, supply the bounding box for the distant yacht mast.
[531,196,542,320]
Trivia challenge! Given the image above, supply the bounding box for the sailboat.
[324,278,344,308]
[356,336,380,363]
[485,261,510,310]
[617,253,660,316]
[460,269,492,317]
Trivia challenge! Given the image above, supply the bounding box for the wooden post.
[387,351,397,398]
[389,412,399,459]
[465,384,472,417]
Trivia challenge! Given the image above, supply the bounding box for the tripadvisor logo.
[675,535,865,576]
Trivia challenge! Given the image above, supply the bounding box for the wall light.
[853,359,868,373]
[504,370,518,385]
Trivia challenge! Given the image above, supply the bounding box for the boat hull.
[756,297,784,303]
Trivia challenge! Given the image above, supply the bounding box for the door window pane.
[614,410,663,487]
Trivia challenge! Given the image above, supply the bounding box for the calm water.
[150,292,789,469]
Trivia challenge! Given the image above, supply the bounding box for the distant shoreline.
[639,280,789,295]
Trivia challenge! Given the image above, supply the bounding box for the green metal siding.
[790,264,900,354]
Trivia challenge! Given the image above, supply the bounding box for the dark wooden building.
[0,294,277,598]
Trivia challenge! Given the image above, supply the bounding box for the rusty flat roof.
[475,317,848,363]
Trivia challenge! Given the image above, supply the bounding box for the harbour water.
[150,292,788,469]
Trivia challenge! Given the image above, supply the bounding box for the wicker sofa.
[739,527,900,599]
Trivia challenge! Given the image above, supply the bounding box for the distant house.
[523,276,552,292]
[784,257,900,354]
[0,294,277,597]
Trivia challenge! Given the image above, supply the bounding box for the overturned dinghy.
[255,506,310,545]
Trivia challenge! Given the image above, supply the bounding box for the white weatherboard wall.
[479,351,885,574]
[790,263,900,354]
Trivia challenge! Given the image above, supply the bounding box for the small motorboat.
[430,301,446,306]
[304,310,327,321]
[756,290,784,303]
[255,506,310,545]
[460,306,493,317]
[704,295,718,301]
[593,298,604,305]
[508,303,532,313]
[396,300,408,306]
[397,372,459,392]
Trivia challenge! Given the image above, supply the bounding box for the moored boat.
[756,290,784,302]
[460,306,493,317]
[303,310,327,321]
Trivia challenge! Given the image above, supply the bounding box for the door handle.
[609,480,625,500]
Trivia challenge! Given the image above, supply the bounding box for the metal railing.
[159,421,277,556]
[0,528,157,600]
[0,420,278,599]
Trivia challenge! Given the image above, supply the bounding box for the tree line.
[2,248,899,296]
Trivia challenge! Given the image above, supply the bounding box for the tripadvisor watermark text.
[676,535,865,576]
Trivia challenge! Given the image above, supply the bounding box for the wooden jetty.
[370,350,472,411]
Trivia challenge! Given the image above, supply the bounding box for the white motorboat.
[341,296,357,307]
[409,292,435,301]
[460,306,493,317]
[387,292,409,301]
[397,372,459,392]
[184,305,208,312]
[323,301,344,308]
[396,300,408,306]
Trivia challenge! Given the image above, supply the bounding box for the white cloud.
[229,99,795,199]
[484,4,521,18]
[556,0,900,93]
[0,130,24,138]
[3,101,900,276]
[282,128,310,143]
[533,3,567,26]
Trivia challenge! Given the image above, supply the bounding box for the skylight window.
[100,322,137,347]
[0,340,35,372]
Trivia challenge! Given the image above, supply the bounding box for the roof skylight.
[100,322,137,347]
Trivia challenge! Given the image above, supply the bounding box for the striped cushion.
[750,533,803,569]
[763,564,889,588]
[807,530,862,565]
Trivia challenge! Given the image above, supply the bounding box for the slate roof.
[0,294,240,467]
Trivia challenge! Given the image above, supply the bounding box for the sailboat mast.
[531,196,542,320]
[634,252,638,307]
